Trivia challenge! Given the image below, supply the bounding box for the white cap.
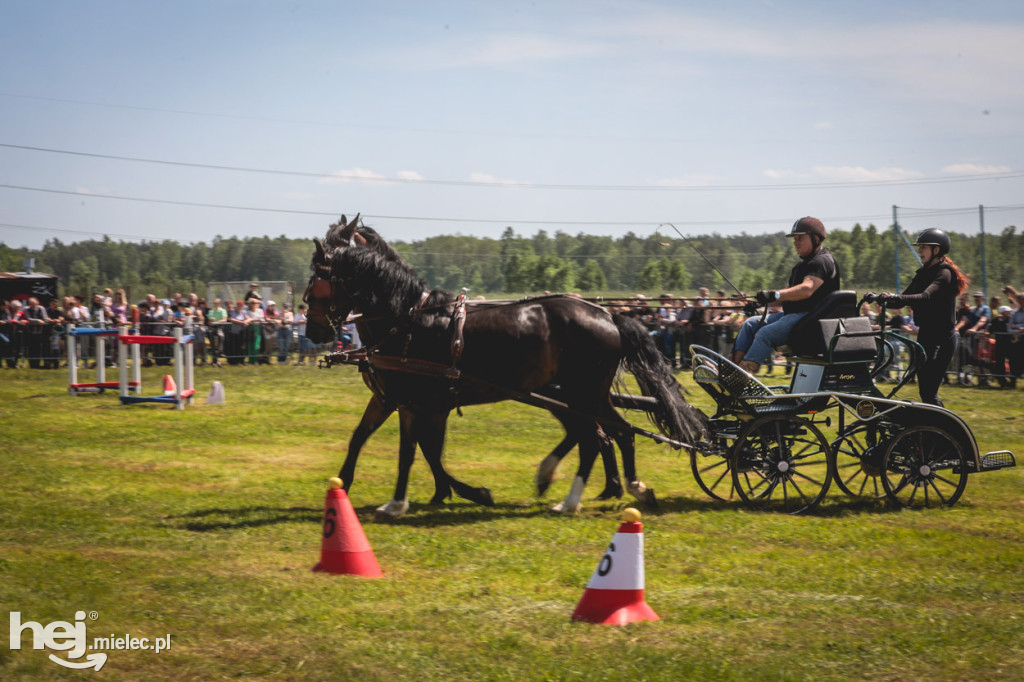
[267,300,276,306]
[999,305,1013,313]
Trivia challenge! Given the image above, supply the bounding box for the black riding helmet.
[790,216,826,247]
[912,228,951,257]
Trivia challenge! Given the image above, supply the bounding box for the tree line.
[2,223,1021,300]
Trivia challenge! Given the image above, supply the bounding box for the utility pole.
[892,205,901,291]
[979,205,988,298]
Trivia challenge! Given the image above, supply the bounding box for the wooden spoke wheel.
[691,441,735,501]
[730,415,832,514]
[881,425,967,509]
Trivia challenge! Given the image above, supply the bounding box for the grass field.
[2,363,1023,680]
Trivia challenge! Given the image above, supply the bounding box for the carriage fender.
[889,405,979,466]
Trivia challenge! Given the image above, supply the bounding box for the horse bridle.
[302,263,349,335]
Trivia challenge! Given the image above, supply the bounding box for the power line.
[0,182,900,229]
[4,141,1024,192]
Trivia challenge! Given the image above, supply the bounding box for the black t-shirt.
[783,247,840,314]
[897,262,957,338]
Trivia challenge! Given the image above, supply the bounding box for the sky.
[2,0,1024,252]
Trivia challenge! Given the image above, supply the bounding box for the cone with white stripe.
[571,508,659,625]
[312,477,383,577]
[162,374,177,396]
[205,381,225,405]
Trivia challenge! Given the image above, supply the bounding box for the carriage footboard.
[978,450,1016,472]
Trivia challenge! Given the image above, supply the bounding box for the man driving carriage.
[730,216,840,375]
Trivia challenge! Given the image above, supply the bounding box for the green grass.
[1,364,1023,680]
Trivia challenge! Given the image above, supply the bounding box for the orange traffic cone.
[312,478,383,577]
[162,374,177,396]
[571,508,659,625]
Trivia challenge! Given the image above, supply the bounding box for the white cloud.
[376,32,608,69]
[467,172,521,185]
[318,168,387,185]
[588,11,1024,105]
[814,122,833,130]
[396,170,425,181]
[942,163,1012,175]
[811,165,924,182]
[762,166,924,182]
[762,169,807,181]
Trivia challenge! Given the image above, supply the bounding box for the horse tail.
[612,313,708,448]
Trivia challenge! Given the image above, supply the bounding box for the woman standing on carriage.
[879,228,969,407]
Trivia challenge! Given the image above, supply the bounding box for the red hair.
[942,256,969,296]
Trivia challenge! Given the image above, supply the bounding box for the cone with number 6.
[571,508,658,625]
[312,478,382,577]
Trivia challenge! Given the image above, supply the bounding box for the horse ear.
[314,237,326,261]
[335,219,356,246]
[345,213,364,246]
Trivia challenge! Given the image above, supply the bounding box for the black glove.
[755,290,779,305]
[878,292,902,307]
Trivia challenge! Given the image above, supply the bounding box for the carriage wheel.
[730,415,832,514]
[830,424,892,500]
[691,444,735,501]
[881,425,967,509]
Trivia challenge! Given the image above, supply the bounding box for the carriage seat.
[781,291,876,362]
[691,345,803,416]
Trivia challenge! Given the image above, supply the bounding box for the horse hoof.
[375,499,409,518]
[627,481,658,509]
[477,487,495,507]
[596,484,624,500]
[550,501,582,514]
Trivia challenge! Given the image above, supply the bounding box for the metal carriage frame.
[687,294,1015,514]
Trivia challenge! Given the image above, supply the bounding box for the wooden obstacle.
[67,326,140,395]
[118,328,195,410]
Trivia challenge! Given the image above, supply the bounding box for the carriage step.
[979,450,1016,471]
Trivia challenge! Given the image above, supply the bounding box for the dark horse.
[322,217,629,513]
[304,223,707,515]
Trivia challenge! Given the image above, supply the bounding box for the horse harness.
[319,287,470,413]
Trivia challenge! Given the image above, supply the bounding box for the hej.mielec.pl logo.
[9,610,172,671]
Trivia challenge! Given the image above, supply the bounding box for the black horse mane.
[324,215,405,264]
[327,244,452,323]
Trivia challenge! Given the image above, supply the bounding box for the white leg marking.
[536,454,559,489]
[375,499,409,518]
[627,479,656,505]
[551,475,585,514]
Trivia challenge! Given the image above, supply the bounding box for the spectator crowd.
[3,283,1022,388]
[0,284,359,370]
[615,284,1024,388]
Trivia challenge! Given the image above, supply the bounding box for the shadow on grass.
[359,501,554,527]
[650,494,905,517]
[166,505,321,531]
[165,492,913,533]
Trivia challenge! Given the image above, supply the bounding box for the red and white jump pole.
[118,328,195,409]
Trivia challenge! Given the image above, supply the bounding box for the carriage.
[306,217,1015,517]
[686,290,1016,514]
